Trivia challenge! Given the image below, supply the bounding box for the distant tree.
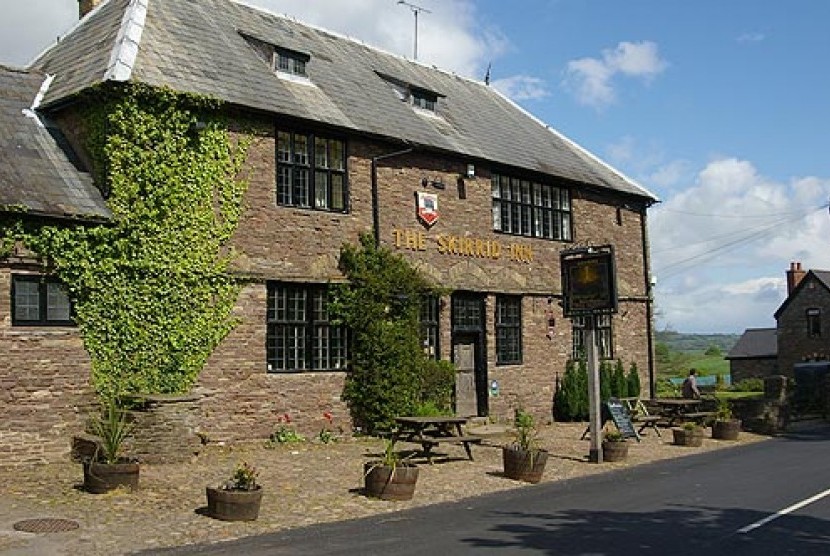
[705,344,722,357]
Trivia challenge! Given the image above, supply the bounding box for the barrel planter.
[712,419,741,441]
[205,486,263,521]
[502,446,549,484]
[601,440,629,462]
[363,462,419,501]
[83,461,140,494]
[672,427,704,447]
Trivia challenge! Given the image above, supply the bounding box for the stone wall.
[125,394,204,464]
[2,109,654,462]
[732,375,790,435]
[730,357,778,383]
[0,266,98,466]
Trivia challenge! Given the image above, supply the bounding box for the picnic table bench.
[392,416,482,462]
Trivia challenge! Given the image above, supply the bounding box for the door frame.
[450,292,488,417]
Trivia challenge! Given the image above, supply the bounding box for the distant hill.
[655,331,740,353]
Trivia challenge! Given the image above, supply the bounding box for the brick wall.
[776,274,830,376]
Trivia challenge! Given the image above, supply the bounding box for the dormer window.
[376,72,443,114]
[412,90,437,111]
[275,48,309,77]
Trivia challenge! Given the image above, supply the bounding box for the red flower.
[323,411,333,423]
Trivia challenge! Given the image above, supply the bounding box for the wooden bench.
[680,411,716,425]
[633,415,662,437]
[400,435,483,462]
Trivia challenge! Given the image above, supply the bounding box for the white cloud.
[491,75,550,101]
[253,0,508,78]
[563,41,668,109]
[737,32,766,44]
[650,158,830,332]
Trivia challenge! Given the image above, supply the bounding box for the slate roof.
[726,328,777,360]
[31,0,657,202]
[0,65,110,221]
[774,270,830,319]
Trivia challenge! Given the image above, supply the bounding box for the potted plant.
[364,439,419,501]
[601,429,629,462]
[672,422,704,447]
[205,461,263,521]
[502,409,548,483]
[82,401,140,494]
[711,398,741,440]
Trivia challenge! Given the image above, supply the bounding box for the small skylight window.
[275,48,309,77]
[412,90,437,111]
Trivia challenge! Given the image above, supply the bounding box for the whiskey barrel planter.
[672,427,704,447]
[502,446,549,484]
[363,462,419,501]
[83,461,140,494]
[205,486,263,521]
[601,440,629,462]
[712,419,741,441]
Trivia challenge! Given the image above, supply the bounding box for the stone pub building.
[0,0,658,464]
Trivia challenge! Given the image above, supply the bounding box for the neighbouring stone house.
[729,262,830,381]
[774,262,830,376]
[1,0,659,464]
[725,327,777,383]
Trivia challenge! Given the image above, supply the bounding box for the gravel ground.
[0,422,767,555]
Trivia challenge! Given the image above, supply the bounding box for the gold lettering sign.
[392,229,532,263]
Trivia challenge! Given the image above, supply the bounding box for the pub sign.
[560,245,618,317]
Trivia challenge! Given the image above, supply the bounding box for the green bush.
[418,358,455,413]
[334,235,446,433]
[731,377,764,392]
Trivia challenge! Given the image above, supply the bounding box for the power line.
[653,204,827,280]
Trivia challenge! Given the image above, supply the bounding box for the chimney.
[786,261,807,295]
[78,0,104,19]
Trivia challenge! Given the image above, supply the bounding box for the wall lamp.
[421,177,445,189]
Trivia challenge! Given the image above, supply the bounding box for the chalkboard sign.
[605,398,639,441]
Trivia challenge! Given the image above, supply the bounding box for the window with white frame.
[572,314,613,360]
[491,173,572,240]
[277,130,347,212]
[266,282,349,372]
[11,274,73,326]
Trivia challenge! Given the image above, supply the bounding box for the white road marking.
[737,487,830,534]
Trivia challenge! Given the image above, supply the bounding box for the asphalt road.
[147,420,830,556]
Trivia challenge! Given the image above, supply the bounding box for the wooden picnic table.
[392,416,482,462]
[652,398,714,427]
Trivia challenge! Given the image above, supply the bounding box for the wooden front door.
[453,336,477,417]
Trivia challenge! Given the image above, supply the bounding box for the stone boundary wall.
[124,394,204,464]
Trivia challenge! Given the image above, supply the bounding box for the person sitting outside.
[682,368,701,399]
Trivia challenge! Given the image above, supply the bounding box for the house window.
[491,173,572,240]
[277,130,347,212]
[274,48,308,77]
[807,308,821,338]
[266,283,349,372]
[420,295,440,359]
[572,314,613,360]
[412,90,437,111]
[495,296,522,365]
[11,274,73,326]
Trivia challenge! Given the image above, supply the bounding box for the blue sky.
[2,0,829,334]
